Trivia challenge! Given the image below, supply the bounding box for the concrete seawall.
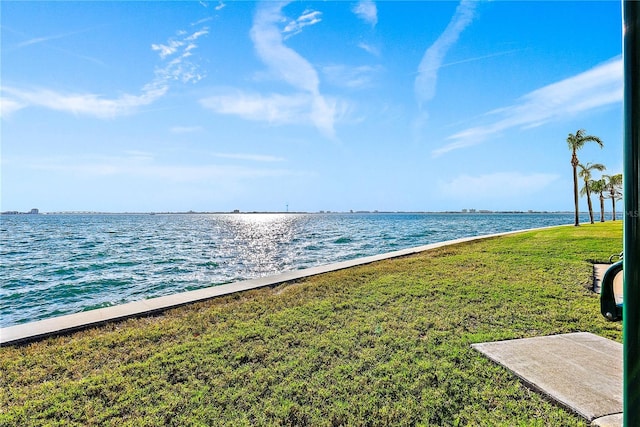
[0,225,566,346]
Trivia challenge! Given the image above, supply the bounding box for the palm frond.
[589,178,606,194]
[578,162,607,179]
[566,129,604,150]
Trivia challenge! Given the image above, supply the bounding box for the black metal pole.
[624,1,640,424]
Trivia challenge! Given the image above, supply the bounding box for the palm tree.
[589,178,607,223]
[567,130,604,226]
[578,162,606,224]
[604,173,623,220]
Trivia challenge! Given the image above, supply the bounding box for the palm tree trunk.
[612,197,617,221]
[586,188,595,224]
[600,194,605,222]
[572,160,580,226]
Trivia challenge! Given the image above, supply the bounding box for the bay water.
[1,212,601,327]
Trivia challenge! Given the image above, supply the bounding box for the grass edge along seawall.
[0,222,623,426]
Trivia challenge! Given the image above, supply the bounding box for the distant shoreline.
[2,209,599,216]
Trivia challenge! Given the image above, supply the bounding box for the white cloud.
[151,39,183,59]
[215,2,225,11]
[16,27,94,49]
[358,42,380,57]
[201,91,315,124]
[283,9,322,39]
[151,27,209,61]
[242,1,336,137]
[170,126,204,134]
[353,1,378,27]
[415,0,477,108]
[322,65,381,89]
[123,150,155,162]
[186,29,209,41]
[6,26,105,65]
[23,153,295,183]
[200,90,347,134]
[212,152,285,162]
[439,49,519,70]
[18,34,67,48]
[1,26,208,119]
[1,84,168,118]
[251,3,319,94]
[192,17,214,26]
[439,172,560,201]
[0,97,27,118]
[152,27,208,84]
[433,56,623,156]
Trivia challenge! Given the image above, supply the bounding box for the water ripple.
[0,212,591,327]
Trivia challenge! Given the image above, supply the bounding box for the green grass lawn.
[0,222,624,426]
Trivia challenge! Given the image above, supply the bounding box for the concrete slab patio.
[472,332,622,425]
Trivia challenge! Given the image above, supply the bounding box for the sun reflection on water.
[218,214,304,278]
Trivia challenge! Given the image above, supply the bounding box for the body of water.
[0,212,607,327]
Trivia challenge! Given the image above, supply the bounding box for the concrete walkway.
[472,332,622,426]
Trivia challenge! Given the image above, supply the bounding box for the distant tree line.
[567,129,622,226]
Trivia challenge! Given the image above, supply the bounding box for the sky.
[1,1,624,213]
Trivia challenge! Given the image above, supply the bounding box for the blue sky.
[1,1,623,213]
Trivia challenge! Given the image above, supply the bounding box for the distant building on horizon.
[1,208,39,215]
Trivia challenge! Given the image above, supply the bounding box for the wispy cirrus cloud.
[200,90,332,126]
[15,27,95,49]
[283,9,322,39]
[322,65,382,89]
[251,3,319,95]
[151,26,209,84]
[358,42,380,57]
[151,39,183,58]
[4,25,105,64]
[433,56,623,157]
[21,153,295,183]
[170,125,204,134]
[353,1,378,27]
[439,172,560,202]
[1,24,208,119]
[0,97,27,117]
[211,152,285,162]
[415,0,477,109]
[203,1,337,137]
[1,84,168,118]
[439,49,519,70]
[18,33,73,48]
